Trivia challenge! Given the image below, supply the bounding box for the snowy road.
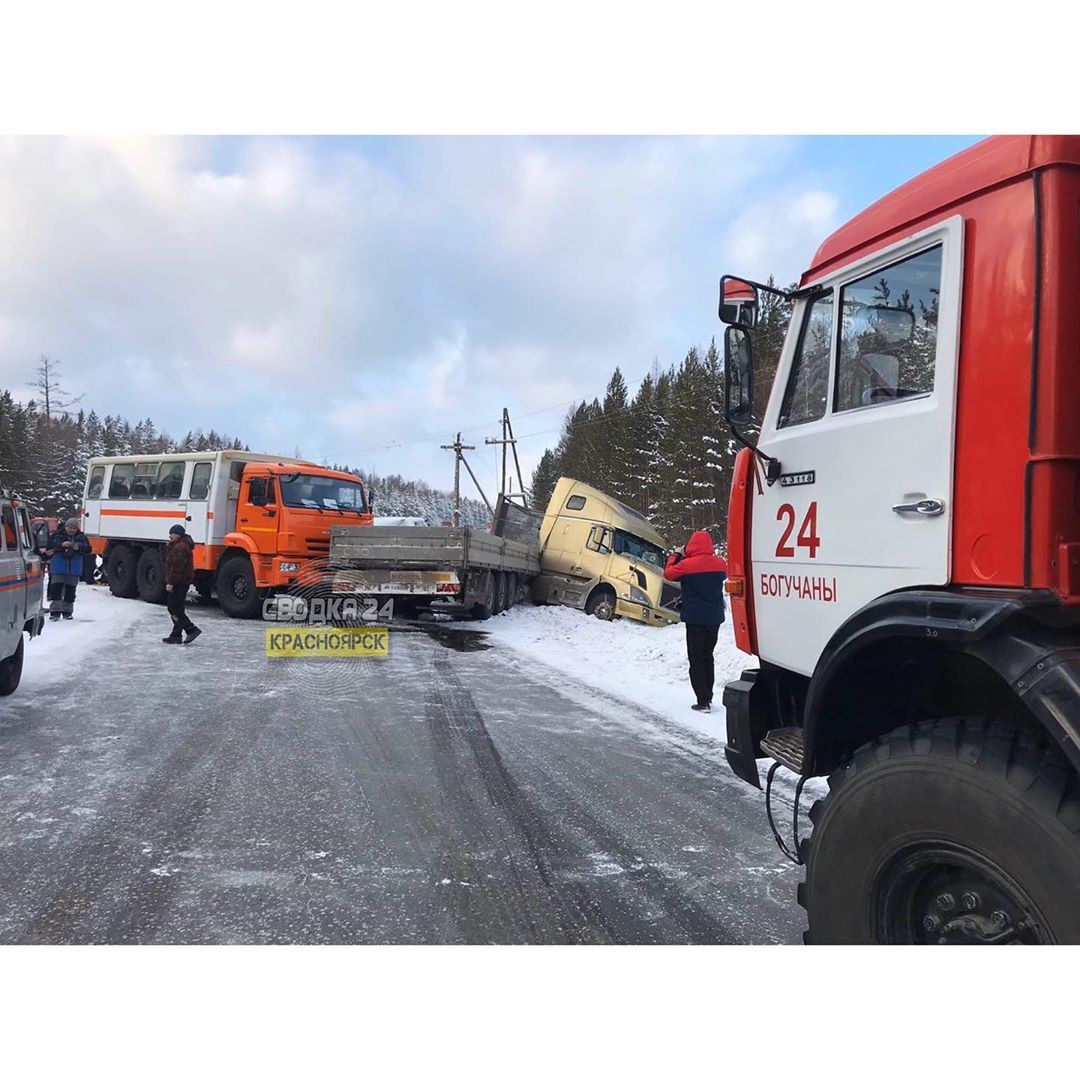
[0,590,803,944]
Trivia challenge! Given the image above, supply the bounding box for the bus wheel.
[0,638,24,696]
[800,718,1080,944]
[106,544,139,599]
[216,555,263,619]
[136,546,167,603]
[585,586,616,621]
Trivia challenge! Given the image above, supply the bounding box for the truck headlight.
[629,585,650,606]
[280,562,300,572]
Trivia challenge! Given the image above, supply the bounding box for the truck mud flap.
[723,669,764,789]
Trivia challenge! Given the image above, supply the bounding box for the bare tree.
[27,355,83,421]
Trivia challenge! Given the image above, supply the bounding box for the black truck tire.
[0,637,24,696]
[471,571,494,621]
[505,572,518,609]
[585,585,616,621]
[216,554,263,619]
[800,718,1080,944]
[492,571,507,615]
[136,546,167,604]
[193,571,214,601]
[106,543,140,599]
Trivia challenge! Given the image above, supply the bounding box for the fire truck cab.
[719,136,1080,943]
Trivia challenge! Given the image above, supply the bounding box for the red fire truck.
[720,135,1080,943]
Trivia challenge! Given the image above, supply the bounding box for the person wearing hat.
[45,517,92,621]
[163,524,202,644]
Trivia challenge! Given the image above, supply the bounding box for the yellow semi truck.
[328,476,680,625]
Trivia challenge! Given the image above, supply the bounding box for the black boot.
[162,630,183,644]
[183,626,202,644]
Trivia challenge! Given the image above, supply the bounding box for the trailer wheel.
[492,571,507,615]
[800,718,1080,944]
[216,554,263,619]
[471,571,494,621]
[0,638,24,697]
[106,543,139,599]
[136,546,167,604]
[585,586,616,621]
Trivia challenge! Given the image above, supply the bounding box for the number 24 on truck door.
[775,501,820,559]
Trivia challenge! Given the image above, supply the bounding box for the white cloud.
[0,135,833,486]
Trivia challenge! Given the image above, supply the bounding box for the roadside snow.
[19,585,152,697]
[483,605,748,743]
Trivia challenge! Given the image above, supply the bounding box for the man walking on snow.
[664,529,728,713]
[163,524,202,645]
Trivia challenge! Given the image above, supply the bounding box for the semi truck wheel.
[136,546,167,603]
[106,544,139,599]
[0,638,24,696]
[471,571,494,621]
[585,586,616,621]
[216,555,264,619]
[800,718,1080,944]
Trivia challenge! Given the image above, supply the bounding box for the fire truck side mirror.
[724,325,754,426]
[719,275,759,328]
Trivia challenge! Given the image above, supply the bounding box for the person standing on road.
[46,517,91,621]
[664,529,728,713]
[163,524,202,645]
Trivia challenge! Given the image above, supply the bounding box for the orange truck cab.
[83,450,372,618]
[718,136,1080,943]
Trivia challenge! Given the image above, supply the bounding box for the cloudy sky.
[0,135,978,492]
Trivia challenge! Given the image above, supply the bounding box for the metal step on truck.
[328,476,682,624]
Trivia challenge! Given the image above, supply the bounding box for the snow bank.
[483,604,749,743]
[19,585,151,697]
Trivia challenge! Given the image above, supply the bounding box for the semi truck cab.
[718,135,1080,944]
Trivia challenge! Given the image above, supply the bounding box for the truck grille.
[661,581,681,611]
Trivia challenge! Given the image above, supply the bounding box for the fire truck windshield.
[279,473,368,514]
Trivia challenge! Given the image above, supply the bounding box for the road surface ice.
[0,588,806,944]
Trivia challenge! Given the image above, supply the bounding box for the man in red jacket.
[664,529,728,713]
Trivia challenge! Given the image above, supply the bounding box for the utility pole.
[484,408,528,507]
[440,433,473,526]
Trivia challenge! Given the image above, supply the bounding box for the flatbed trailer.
[328,498,541,620]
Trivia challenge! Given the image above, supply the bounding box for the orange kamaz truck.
[83,451,372,618]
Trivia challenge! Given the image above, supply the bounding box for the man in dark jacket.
[46,517,92,621]
[163,524,202,644]
[664,529,728,713]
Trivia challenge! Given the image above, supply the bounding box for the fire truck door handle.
[892,498,944,517]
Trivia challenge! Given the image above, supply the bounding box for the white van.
[0,493,46,696]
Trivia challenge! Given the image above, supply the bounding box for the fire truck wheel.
[0,638,24,696]
[106,544,140,599]
[585,586,616,621]
[216,555,263,619]
[800,717,1080,944]
[136,546,167,604]
[471,571,494,621]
